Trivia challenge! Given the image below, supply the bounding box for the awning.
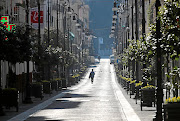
[69,32,75,38]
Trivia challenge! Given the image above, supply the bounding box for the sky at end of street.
[85,0,114,42]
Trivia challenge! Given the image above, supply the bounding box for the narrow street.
[24,58,126,121]
[6,58,156,121]
[6,58,141,121]
[1,0,180,120]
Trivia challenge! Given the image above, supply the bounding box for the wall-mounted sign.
[31,10,43,23]
[31,6,44,29]
[0,16,16,32]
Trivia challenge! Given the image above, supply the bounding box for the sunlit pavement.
[8,58,155,121]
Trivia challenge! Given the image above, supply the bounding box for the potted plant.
[79,71,83,78]
[2,88,19,112]
[135,81,143,104]
[57,79,62,90]
[42,80,52,94]
[130,80,136,98]
[163,97,180,121]
[31,82,43,100]
[51,80,58,91]
[61,78,67,89]
[75,74,80,83]
[126,78,131,94]
[140,85,156,111]
[120,75,126,88]
[70,75,76,85]
[54,78,62,91]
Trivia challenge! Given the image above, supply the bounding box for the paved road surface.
[9,59,141,121]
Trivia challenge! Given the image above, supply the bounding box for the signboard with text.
[31,6,44,29]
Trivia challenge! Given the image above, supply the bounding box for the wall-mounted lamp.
[112,1,118,11]
[75,20,80,27]
[77,25,81,31]
[67,6,72,15]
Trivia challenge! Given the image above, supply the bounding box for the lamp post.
[57,0,59,47]
[0,60,4,115]
[77,25,81,68]
[112,0,118,54]
[141,0,147,83]
[131,0,135,80]
[72,13,78,54]
[56,0,59,79]
[0,17,5,114]
[47,0,50,81]
[0,11,4,115]
[135,0,139,82]
[142,0,145,41]
[67,6,73,53]
[56,0,61,79]
[61,1,71,88]
[38,0,40,50]
[63,4,66,83]
[125,0,129,49]
[0,64,4,116]
[37,0,41,82]
[154,0,163,120]
[23,0,32,104]
[82,39,84,65]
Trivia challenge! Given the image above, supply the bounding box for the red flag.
[31,11,43,23]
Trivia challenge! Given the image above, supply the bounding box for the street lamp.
[77,25,81,31]
[61,0,72,88]
[112,18,116,24]
[111,29,115,33]
[72,13,81,28]
[0,66,4,115]
[113,11,117,19]
[72,13,78,20]
[111,26,115,29]
[23,0,33,104]
[67,6,72,15]
[75,20,80,27]
[112,1,118,11]
[154,0,163,121]
[82,39,84,64]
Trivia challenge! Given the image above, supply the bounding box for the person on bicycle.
[89,69,95,84]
